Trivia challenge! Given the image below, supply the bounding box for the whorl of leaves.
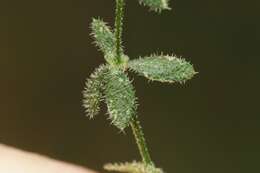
[104,161,163,173]
[128,54,196,83]
[138,0,171,12]
[103,68,137,130]
[82,65,108,118]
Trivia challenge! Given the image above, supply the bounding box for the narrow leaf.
[104,161,163,173]
[82,65,108,118]
[138,0,171,12]
[103,68,137,130]
[128,54,196,83]
[90,18,117,63]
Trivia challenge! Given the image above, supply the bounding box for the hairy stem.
[114,0,125,63]
[130,118,154,165]
[115,0,154,166]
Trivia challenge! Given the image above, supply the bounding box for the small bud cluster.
[104,161,163,173]
[138,0,171,12]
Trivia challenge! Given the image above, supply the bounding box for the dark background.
[1,0,259,172]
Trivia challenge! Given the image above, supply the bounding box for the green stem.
[130,117,154,165]
[114,0,154,165]
[114,0,125,63]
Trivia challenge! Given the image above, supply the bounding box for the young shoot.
[82,0,196,172]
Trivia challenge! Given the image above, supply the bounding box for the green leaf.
[138,0,171,12]
[128,54,196,83]
[104,161,163,173]
[103,68,137,130]
[82,65,108,118]
[90,18,117,64]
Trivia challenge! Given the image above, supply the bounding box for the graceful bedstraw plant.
[82,0,196,173]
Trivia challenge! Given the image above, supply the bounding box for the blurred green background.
[1,0,259,172]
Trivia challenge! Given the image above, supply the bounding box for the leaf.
[103,68,137,130]
[138,0,171,12]
[82,65,108,118]
[128,54,196,83]
[104,161,163,173]
[90,18,117,64]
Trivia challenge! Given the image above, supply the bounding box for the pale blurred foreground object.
[0,144,97,173]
